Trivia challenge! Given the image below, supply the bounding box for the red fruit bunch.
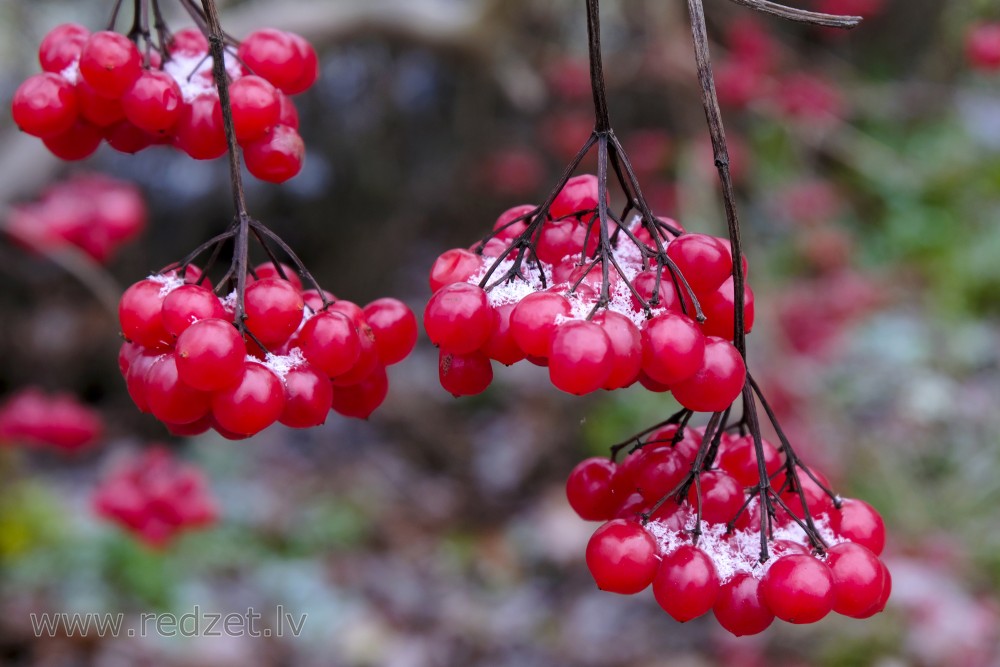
[118,264,416,437]
[11,23,315,182]
[0,387,104,452]
[92,447,216,547]
[967,22,1000,72]
[5,173,145,263]
[425,174,751,408]
[569,426,890,634]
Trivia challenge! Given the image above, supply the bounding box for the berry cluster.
[425,174,750,409]
[93,447,216,547]
[967,23,1000,72]
[567,425,890,634]
[118,265,416,437]
[5,173,145,263]
[11,24,316,182]
[0,387,103,452]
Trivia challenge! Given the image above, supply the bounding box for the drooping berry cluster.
[118,264,416,438]
[5,173,145,263]
[425,174,750,407]
[567,424,890,634]
[11,23,315,182]
[92,447,216,547]
[0,387,104,452]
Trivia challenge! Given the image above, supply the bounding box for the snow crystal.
[162,51,242,103]
[58,61,81,85]
[253,347,306,379]
[645,500,844,582]
[148,272,187,298]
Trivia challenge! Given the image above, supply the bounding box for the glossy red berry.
[229,75,280,142]
[424,283,493,355]
[77,79,126,127]
[244,278,304,346]
[585,519,659,595]
[144,354,212,425]
[483,303,525,366]
[671,337,746,412]
[666,234,733,294]
[279,363,334,428]
[330,364,388,419]
[39,23,90,72]
[121,70,183,134]
[652,545,720,622]
[717,434,784,488]
[550,174,599,220]
[211,362,285,435]
[493,204,535,240]
[699,278,755,340]
[760,554,835,624]
[173,94,226,160]
[713,573,775,636]
[439,350,493,397]
[687,470,745,524]
[592,311,642,389]
[831,498,885,556]
[119,279,173,350]
[331,322,380,386]
[509,292,572,358]
[237,29,308,94]
[296,311,361,377]
[636,447,687,504]
[11,74,79,138]
[548,320,612,395]
[825,542,885,618]
[42,119,103,160]
[284,32,320,95]
[363,298,417,365]
[79,31,142,98]
[161,284,227,336]
[243,125,305,183]
[429,249,483,292]
[175,318,247,391]
[640,312,705,386]
[566,457,618,521]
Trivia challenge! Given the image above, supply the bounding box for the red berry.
[275,90,300,129]
[243,125,304,183]
[237,29,308,94]
[279,363,333,428]
[229,75,280,142]
[671,337,746,412]
[330,364,388,419]
[855,560,891,618]
[713,573,775,636]
[439,350,493,397]
[566,457,618,521]
[296,311,361,377]
[79,31,142,99]
[592,311,642,389]
[509,292,572,358]
[363,298,417,365]
[39,23,90,72]
[11,74,79,138]
[548,320,612,395]
[830,498,885,556]
[119,279,173,350]
[173,94,226,160]
[244,278,304,346]
[666,234,733,294]
[144,354,212,425]
[104,119,154,154]
[330,321,380,386]
[167,28,209,56]
[211,362,285,435]
[630,269,680,312]
[550,174,599,220]
[825,542,885,618]
[493,204,535,241]
[424,283,493,354]
[175,318,247,391]
[251,262,303,291]
[640,312,705,386]
[652,545,720,622]
[76,79,126,127]
[687,470,745,524]
[636,447,687,504]
[161,284,227,336]
[585,519,659,595]
[779,468,836,524]
[42,119,103,160]
[483,303,526,366]
[699,277,755,340]
[716,434,784,488]
[284,32,320,95]
[121,70,183,134]
[429,249,483,292]
[760,554,835,624]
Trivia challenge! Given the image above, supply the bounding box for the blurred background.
[1,0,1000,665]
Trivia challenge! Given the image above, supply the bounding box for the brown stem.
[727,0,862,28]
